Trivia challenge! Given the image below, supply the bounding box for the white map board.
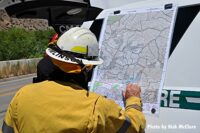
[90,6,177,115]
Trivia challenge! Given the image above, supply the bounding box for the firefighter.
[1,27,146,133]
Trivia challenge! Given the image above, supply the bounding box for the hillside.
[0,9,49,30]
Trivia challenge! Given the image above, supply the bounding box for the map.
[90,8,176,114]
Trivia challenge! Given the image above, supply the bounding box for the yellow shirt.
[2,81,145,133]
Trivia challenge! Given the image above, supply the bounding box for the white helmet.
[46,27,103,65]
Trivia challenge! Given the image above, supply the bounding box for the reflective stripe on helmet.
[71,46,87,54]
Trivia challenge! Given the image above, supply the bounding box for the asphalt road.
[0,74,35,128]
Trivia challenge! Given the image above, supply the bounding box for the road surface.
[0,74,35,128]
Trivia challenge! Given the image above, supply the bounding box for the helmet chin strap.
[80,65,93,82]
[81,68,90,96]
[81,64,93,72]
[80,64,94,95]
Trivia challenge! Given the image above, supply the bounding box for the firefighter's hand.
[123,84,141,100]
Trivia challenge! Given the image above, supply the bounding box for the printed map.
[90,8,176,114]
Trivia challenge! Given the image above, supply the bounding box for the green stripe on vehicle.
[160,90,200,110]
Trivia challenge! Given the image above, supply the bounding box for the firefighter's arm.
[1,90,21,133]
[99,84,146,133]
[124,96,146,133]
[123,84,145,132]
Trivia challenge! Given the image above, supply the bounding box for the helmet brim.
[46,48,103,65]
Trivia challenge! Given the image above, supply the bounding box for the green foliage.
[0,28,55,61]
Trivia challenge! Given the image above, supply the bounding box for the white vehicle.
[87,0,200,133]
